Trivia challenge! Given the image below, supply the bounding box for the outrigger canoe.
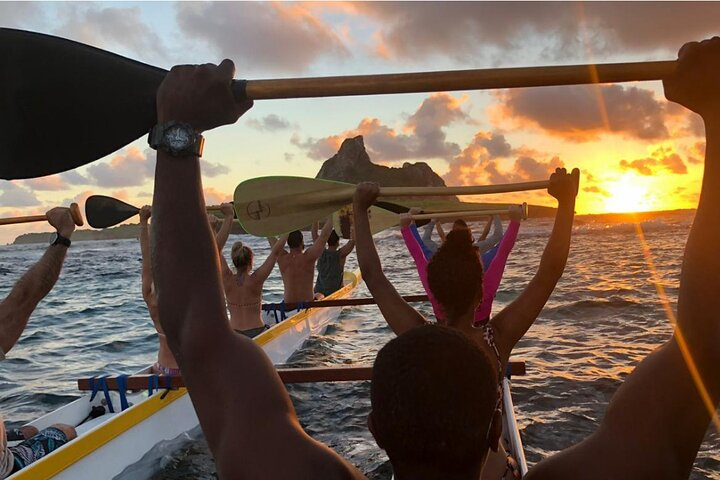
[8,271,361,480]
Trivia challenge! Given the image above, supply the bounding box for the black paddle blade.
[373,201,430,227]
[0,28,166,179]
[85,195,139,229]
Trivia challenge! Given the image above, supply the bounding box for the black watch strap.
[50,233,71,248]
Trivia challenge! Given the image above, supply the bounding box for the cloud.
[583,185,610,197]
[54,4,168,61]
[199,159,230,177]
[357,2,720,62]
[60,170,90,185]
[495,84,670,142]
[176,2,349,73]
[21,175,68,191]
[293,93,467,162]
[246,114,292,132]
[0,2,42,27]
[86,147,154,188]
[445,131,512,186]
[485,155,564,185]
[0,182,40,207]
[619,147,688,176]
[203,187,230,206]
[443,129,563,186]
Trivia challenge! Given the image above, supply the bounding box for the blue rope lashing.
[160,374,173,400]
[297,302,307,311]
[116,375,130,411]
[148,374,160,397]
[504,363,513,379]
[280,301,287,322]
[89,376,115,413]
[272,306,279,324]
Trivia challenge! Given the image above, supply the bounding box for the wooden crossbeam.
[77,361,526,391]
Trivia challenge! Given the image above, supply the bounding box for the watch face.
[49,232,58,245]
[165,125,192,151]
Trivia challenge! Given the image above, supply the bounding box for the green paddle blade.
[85,195,139,229]
[234,176,356,236]
[0,28,166,180]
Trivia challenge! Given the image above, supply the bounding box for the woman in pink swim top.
[401,210,521,324]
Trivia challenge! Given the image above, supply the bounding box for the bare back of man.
[276,222,332,303]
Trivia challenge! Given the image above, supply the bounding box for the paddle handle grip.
[410,209,512,221]
[0,202,84,226]
[379,180,549,197]
[69,202,84,226]
[240,61,676,100]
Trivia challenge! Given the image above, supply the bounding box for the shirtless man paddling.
[273,221,332,304]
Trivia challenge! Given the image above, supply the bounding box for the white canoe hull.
[9,271,361,480]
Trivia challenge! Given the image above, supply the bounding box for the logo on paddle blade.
[246,200,271,220]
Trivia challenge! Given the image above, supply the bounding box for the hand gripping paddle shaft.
[0,28,675,179]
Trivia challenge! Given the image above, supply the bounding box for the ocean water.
[0,211,718,479]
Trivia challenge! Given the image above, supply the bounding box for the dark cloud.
[0,182,40,207]
[60,170,90,185]
[584,185,610,197]
[485,155,564,185]
[176,2,349,73]
[357,2,720,62]
[247,114,292,132]
[199,159,230,177]
[497,84,670,141]
[293,93,467,162]
[619,147,688,176]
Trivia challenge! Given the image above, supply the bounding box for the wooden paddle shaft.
[0,202,83,226]
[265,294,430,311]
[411,209,511,221]
[307,180,550,207]
[77,361,527,391]
[244,61,676,100]
[379,180,549,197]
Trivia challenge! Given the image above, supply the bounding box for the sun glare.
[603,175,651,213]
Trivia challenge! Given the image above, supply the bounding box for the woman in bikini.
[139,206,180,376]
[354,168,577,479]
[214,203,288,338]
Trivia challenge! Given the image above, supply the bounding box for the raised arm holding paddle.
[0,207,79,478]
[148,35,720,480]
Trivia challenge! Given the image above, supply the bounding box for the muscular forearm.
[677,120,720,365]
[152,152,229,356]
[0,245,68,353]
[537,199,575,281]
[216,215,233,251]
[355,207,383,286]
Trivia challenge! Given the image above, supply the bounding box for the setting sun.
[603,174,652,213]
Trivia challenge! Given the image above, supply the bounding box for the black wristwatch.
[148,121,204,157]
[49,232,71,248]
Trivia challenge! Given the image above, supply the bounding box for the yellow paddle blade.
[234,176,355,237]
[332,205,400,239]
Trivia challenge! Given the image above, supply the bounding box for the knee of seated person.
[20,425,38,439]
[50,424,77,440]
